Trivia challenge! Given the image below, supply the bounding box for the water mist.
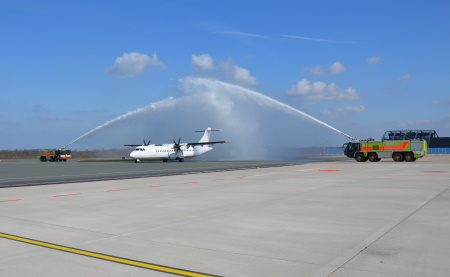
[64,77,352,160]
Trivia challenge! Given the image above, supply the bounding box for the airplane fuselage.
[126,128,228,163]
[130,144,212,162]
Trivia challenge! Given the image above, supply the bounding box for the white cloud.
[190,54,258,87]
[282,35,356,44]
[307,62,347,77]
[233,65,257,86]
[288,79,359,103]
[399,116,450,131]
[323,105,365,116]
[41,115,57,120]
[396,74,411,81]
[336,105,365,113]
[432,98,450,105]
[191,54,214,70]
[216,31,267,39]
[401,119,432,127]
[366,56,382,64]
[106,52,167,78]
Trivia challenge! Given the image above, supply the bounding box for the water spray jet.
[180,77,355,140]
[62,78,355,154]
[62,97,179,149]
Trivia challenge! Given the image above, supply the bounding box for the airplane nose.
[130,151,137,158]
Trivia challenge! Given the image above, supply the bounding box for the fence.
[428,148,450,154]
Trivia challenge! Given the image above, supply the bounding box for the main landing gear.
[162,158,183,162]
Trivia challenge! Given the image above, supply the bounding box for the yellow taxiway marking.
[0,232,220,277]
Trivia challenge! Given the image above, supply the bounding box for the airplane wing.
[124,139,151,147]
[187,141,230,147]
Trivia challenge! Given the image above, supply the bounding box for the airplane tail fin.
[196,128,222,143]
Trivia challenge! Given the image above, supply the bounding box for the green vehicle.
[39,149,72,162]
[343,139,427,162]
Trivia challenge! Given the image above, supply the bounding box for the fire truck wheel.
[393,153,404,162]
[63,160,67,162]
[368,153,379,162]
[355,153,366,162]
[404,153,416,162]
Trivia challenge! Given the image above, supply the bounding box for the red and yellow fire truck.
[38,149,71,162]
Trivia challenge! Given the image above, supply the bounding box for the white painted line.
[295,168,322,172]
[253,173,276,177]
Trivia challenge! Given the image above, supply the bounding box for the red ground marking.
[183,182,198,184]
[0,199,22,203]
[149,185,168,188]
[318,170,340,172]
[106,189,129,192]
[53,193,81,197]
[423,171,448,173]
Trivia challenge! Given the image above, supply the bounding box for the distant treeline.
[0,149,131,159]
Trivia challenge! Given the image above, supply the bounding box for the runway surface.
[0,159,312,188]
[1,155,450,276]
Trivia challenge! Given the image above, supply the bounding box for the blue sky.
[1,0,450,150]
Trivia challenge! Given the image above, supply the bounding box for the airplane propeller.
[143,139,151,146]
[173,138,182,154]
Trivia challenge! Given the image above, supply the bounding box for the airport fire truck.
[38,149,71,162]
[343,139,427,162]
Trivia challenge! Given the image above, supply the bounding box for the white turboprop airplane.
[125,128,229,163]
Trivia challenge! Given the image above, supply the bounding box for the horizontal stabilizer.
[124,144,141,147]
[195,129,222,132]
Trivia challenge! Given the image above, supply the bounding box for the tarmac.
[0,159,310,188]
[1,155,449,277]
